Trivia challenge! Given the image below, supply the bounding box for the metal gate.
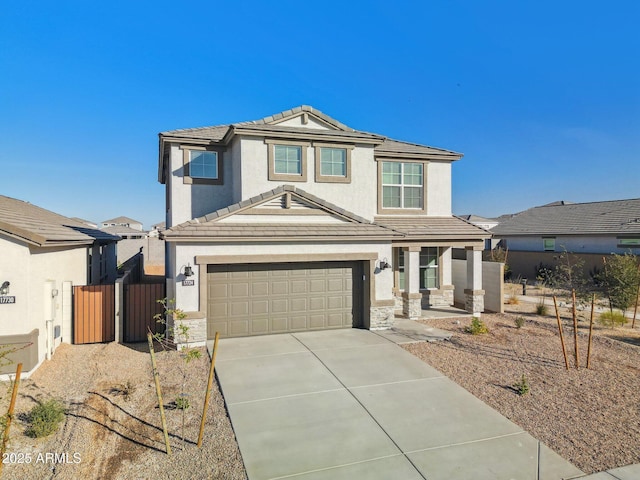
[124,283,166,342]
[73,285,115,344]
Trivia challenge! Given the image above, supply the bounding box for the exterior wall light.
[183,264,193,277]
[378,258,391,270]
[0,281,9,295]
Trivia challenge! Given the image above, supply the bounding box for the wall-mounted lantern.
[183,264,193,277]
[0,281,9,295]
[378,258,391,270]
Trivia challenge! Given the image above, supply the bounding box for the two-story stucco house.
[158,106,489,345]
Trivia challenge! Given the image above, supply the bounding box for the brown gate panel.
[73,285,115,344]
[124,283,166,342]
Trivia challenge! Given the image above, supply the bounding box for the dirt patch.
[0,342,246,480]
[404,301,640,475]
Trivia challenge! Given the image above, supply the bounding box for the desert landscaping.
[0,288,638,479]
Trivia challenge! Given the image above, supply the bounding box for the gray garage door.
[207,262,362,338]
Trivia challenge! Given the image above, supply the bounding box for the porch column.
[465,246,485,316]
[402,247,422,320]
[440,247,454,306]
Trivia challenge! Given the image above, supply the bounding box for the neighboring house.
[158,105,490,345]
[101,225,147,240]
[71,217,98,229]
[0,195,119,377]
[149,222,166,238]
[491,198,640,279]
[101,216,144,232]
[457,214,498,250]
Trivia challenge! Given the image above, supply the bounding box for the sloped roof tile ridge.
[235,105,354,132]
[452,214,493,233]
[160,123,230,135]
[378,137,462,155]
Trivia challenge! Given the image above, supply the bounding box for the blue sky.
[1,1,638,228]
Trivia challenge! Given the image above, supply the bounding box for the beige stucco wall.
[239,137,378,220]
[452,259,504,313]
[0,236,88,376]
[426,161,452,216]
[171,241,394,314]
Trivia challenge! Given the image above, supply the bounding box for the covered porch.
[374,216,491,320]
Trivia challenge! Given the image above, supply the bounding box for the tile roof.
[491,198,640,236]
[0,195,120,247]
[101,216,143,225]
[374,216,491,240]
[159,105,461,159]
[164,185,401,241]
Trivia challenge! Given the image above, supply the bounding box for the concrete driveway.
[214,328,584,480]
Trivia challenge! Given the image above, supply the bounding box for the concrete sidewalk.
[214,329,584,480]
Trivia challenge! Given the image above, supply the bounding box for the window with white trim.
[382,162,423,209]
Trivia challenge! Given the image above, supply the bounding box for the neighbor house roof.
[491,198,640,237]
[159,105,463,182]
[0,195,120,247]
[101,216,142,226]
[101,225,147,236]
[163,185,401,242]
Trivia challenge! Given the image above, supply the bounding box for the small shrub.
[506,295,520,305]
[514,316,525,329]
[26,400,66,438]
[536,304,548,316]
[513,374,530,396]
[175,395,190,410]
[465,317,488,335]
[598,310,627,328]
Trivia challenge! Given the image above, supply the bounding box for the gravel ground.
[403,300,640,475]
[0,342,247,480]
[1,293,637,478]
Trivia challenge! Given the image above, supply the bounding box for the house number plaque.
[0,296,16,304]
[182,280,195,286]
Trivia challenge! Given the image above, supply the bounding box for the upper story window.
[274,146,302,175]
[266,139,309,182]
[315,144,353,183]
[181,146,224,185]
[379,161,424,211]
[190,151,219,179]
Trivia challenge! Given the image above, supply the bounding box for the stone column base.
[170,316,207,348]
[464,289,485,316]
[370,304,396,330]
[403,292,423,320]
[422,285,454,308]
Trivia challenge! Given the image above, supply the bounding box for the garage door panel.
[249,318,268,335]
[230,302,249,316]
[290,316,307,330]
[231,284,249,297]
[327,296,344,309]
[271,281,289,295]
[309,297,325,311]
[291,280,307,294]
[290,298,307,313]
[271,317,288,333]
[252,282,269,296]
[252,300,269,315]
[210,284,229,298]
[271,299,288,313]
[327,313,345,327]
[208,261,361,338]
